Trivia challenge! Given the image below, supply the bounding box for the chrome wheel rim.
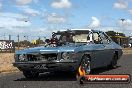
[81,57,91,75]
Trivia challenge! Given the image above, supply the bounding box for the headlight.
[19,54,26,61]
[62,52,70,60]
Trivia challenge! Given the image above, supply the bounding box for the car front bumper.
[13,60,78,72]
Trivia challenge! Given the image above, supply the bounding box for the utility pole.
[27,35,28,41]
[9,35,11,40]
[17,35,20,50]
[3,33,6,40]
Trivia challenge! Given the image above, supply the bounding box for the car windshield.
[55,31,91,44]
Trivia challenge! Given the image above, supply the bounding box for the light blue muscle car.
[13,29,123,78]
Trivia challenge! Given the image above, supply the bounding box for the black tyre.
[109,54,118,69]
[77,76,86,84]
[23,71,39,78]
[76,55,91,78]
[76,55,91,84]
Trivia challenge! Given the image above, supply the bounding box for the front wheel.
[76,55,91,84]
[77,55,91,77]
[23,71,39,78]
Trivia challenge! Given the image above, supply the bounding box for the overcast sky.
[0,0,132,40]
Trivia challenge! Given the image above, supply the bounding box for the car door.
[91,32,107,68]
[98,32,114,66]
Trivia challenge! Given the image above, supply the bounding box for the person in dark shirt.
[50,32,58,46]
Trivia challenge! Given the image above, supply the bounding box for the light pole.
[120,19,126,47]
[120,19,125,33]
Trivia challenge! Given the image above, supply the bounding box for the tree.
[19,40,31,47]
[36,38,44,45]
[15,40,31,47]
[105,31,116,36]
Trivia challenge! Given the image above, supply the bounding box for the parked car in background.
[129,43,131,48]
[13,29,123,78]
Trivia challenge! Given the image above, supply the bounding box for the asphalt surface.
[0,54,132,88]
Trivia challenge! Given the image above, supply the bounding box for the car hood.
[15,45,81,54]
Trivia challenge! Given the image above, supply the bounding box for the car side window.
[99,32,110,44]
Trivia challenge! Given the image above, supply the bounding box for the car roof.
[58,29,101,33]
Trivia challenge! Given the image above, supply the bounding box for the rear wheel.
[23,71,39,78]
[109,54,118,69]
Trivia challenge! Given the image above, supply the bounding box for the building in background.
[110,36,129,48]
[106,31,129,48]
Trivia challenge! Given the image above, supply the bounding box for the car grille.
[27,53,58,61]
